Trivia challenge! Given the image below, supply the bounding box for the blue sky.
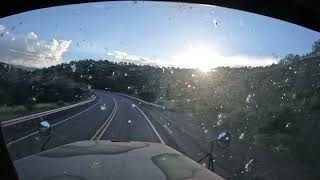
[0,1,319,69]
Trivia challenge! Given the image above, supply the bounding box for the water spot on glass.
[246,94,251,103]
[89,161,102,169]
[285,78,289,83]
[88,75,92,79]
[71,64,76,72]
[240,20,245,27]
[100,104,106,111]
[204,129,208,134]
[32,97,36,102]
[124,73,127,76]
[88,85,92,89]
[285,122,291,128]
[245,159,254,172]
[112,71,115,76]
[239,133,245,140]
[128,120,132,123]
[131,104,136,108]
[213,19,219,28]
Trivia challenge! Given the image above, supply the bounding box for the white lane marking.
[91,98,117,140]
[52,97,102,127]
[6,97,102,146]
[135,105,165,144]
[2,97,96,127]
[96,100,118,140]
[6,131,38,147]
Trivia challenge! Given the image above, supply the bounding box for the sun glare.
[172,46,219,72]
[172,46,277,70]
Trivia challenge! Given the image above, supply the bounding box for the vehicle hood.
[14,140,224,180]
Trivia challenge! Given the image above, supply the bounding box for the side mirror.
[198,131,232,171]
[216,131,231,149]
[38,120,51,136]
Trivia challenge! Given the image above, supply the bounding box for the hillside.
[1,55,320,172]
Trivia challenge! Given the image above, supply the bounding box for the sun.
[172,46,219,72]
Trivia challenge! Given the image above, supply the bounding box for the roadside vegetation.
[1,39,320,176]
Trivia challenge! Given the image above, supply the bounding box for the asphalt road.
[6,90,167,160]
[4,90,315,180]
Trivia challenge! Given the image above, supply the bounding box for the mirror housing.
[216,131,231,149]
[38,120,51,136]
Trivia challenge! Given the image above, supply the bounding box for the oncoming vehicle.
[0,1,320,180]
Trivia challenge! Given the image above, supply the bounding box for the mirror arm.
[40,135,51,152]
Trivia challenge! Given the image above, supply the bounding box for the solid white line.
[6,97,102,146]
[2,97,96,127]
[135,105,165,144]
[6,131,39,147]
[52,97,102,127]
[91,98,117,140]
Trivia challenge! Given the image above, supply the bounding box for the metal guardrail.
[109,92,164,109]
[1,96,96,127]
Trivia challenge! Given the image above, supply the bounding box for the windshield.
[1,1,320,180]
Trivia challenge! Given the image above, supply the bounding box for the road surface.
[5,90,171,160]
[3,90,316,180]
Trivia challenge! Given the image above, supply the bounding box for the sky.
[0,1,319,70]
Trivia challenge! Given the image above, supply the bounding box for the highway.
[5,90,169,160]
[3,90,312,180]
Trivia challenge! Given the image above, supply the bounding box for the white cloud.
[170,46,277,71]
[0,24,71,68]
[107,48,276,71]
[108,50,160,66]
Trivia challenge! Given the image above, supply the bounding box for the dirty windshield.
[1,1,320,180]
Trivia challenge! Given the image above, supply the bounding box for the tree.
[312,39,320,55]
[279,54,300,65]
